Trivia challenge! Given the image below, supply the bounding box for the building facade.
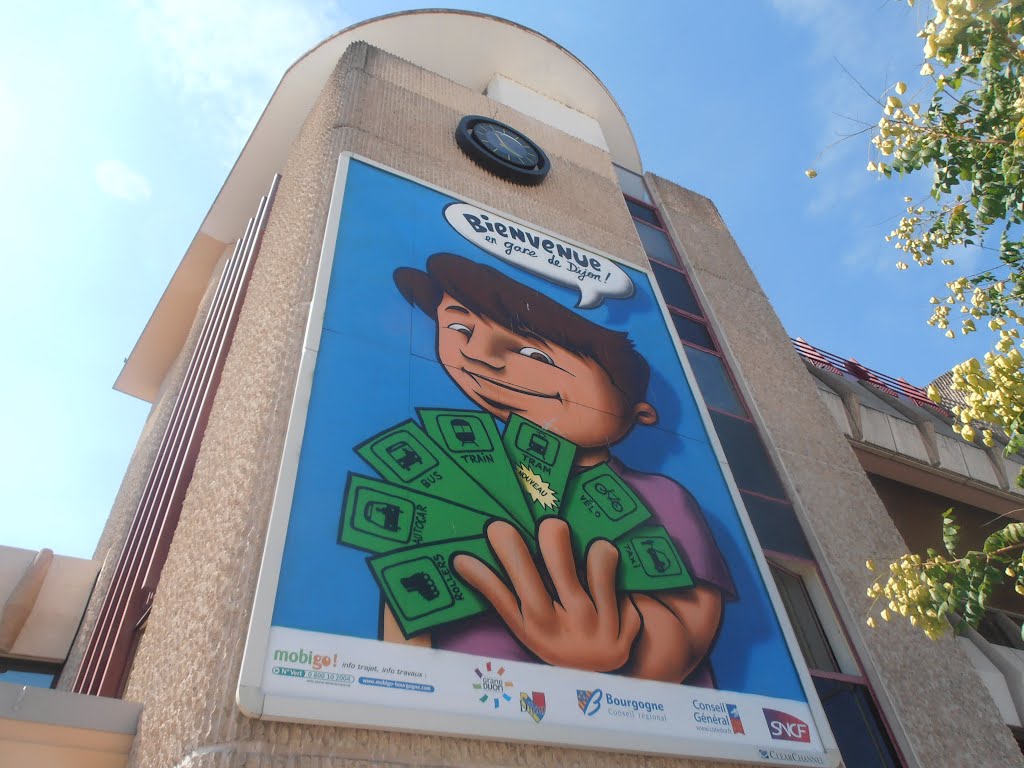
[5,10,1024,768]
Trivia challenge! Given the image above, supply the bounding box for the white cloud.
[95,159,152,202]
[129,0,344,151]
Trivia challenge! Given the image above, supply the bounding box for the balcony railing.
[792,337,951,418]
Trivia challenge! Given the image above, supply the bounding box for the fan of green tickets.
[338,408,693,638]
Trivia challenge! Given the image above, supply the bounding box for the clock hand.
[500,132,529,163]
[492,130,513,154]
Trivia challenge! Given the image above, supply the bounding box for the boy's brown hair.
[394,253,650,406]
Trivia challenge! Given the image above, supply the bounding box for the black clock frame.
[455,115,551,186]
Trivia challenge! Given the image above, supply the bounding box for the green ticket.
[561,463,652,554]
[419,408,535,536]
[615,525,693,592]
[502,414,576,522]
[355,420,518,527]
[338,474,493,554]
[369,536,499,638]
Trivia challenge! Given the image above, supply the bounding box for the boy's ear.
[633,402,658,426]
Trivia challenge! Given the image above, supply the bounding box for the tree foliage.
[820,0,1024,639]
[865,511,1024,639]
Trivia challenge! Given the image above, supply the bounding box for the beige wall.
[647,176,1024,766]
[96,43,750,768]
[66,40,1024,768]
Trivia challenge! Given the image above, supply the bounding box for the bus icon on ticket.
[367,427,440,482]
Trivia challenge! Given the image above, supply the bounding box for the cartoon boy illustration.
[388,253,735,687]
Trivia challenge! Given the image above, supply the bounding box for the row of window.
[620,176,901,768]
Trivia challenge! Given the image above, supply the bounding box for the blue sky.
[1,0,995,558]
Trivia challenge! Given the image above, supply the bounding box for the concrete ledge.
[0,682,141,768]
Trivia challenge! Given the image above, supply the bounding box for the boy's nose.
[461,333,507,370]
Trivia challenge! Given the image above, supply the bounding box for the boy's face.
[435,293,656,448]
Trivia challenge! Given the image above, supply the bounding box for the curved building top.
[116,10,641,401]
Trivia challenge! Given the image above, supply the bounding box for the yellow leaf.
[895,81,907,95]
[805,168,818,179]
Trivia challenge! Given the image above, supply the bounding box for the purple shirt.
[431,458,736,687]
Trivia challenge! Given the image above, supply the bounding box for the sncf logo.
[763,708,811,743]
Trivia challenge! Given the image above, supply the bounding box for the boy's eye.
[518,346,554,365]
[447,322,472,339]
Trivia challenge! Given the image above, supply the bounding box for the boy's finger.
[453,554,522,633]
[538,518,588,609]
[486,521,549,611]
[586,539,621,625]
[618,593,642,644]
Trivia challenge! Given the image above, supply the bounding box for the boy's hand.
[453,518,641,672]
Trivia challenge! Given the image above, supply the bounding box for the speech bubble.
[444,203,634,309]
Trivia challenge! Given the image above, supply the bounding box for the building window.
[624,194,811,559]
[0,657,60,689]
[769,560,903,768]
[622,188,904,767]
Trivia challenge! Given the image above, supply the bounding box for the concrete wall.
[647,176,1024,767]
[95,43,757,768]
[65,39,1024,768]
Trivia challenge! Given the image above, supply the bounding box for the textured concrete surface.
[68,36,1024,768]
[649,174,1024,767]
[76,43,752,768]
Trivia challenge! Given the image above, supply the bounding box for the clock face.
[455,115,550,186]
[472,122,541,169]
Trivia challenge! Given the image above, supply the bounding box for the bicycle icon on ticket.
[583,474,636,521]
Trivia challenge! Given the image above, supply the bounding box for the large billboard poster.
[238,155,839,767]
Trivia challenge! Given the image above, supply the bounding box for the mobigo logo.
[576,688,602,716]
[472,660,514,709]
[520,691,547,723]
[763,708,811,743]
[272,648,337,670]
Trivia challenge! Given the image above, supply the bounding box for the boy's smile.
[434,294,656,463]
[460,369,563,402]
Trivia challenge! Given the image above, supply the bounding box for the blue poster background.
[271,159,805,701]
